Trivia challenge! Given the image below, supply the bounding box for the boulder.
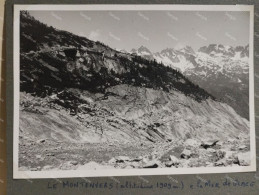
[142,156,152,164]
[143,160,159,168]
[130,162,140,168]
[237,152,250,166]
[129,156,143,162]
[170,155,180,164]
[108,157,116,164]
[208,150,226,162]
[188,159,201,167]
[115,156,131,163]
[37,139,46,144]
[70,161,78,166]
[42,165,54,170]
[214,159,227,167]
[201,140,219,149]
[238,145,247,150]
[165,161,174,167]
[216,150,226,160]
[59,161,79,170]
[184,139,199,148]
[225,151,234,158]
[165,156,180,167]
[180,149,192,159]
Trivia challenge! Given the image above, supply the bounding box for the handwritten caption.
[47,179,256,191]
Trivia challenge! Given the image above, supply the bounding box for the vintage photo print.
[13,5,255,178]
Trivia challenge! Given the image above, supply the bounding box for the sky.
[28,10,250,52]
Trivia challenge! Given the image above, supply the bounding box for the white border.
[13,4,256,179]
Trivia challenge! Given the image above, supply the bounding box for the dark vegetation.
[20,11,95,53]
[20,11,215,102]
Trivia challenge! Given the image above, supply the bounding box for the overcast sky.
[28,10,250,52]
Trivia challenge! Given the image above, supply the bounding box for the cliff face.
[18,11,250,170]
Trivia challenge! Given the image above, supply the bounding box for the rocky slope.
[132,45,249,119]
[19,86,250,170]
[19,11,250,170]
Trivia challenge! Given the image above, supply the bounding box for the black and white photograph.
[13,5,255,178]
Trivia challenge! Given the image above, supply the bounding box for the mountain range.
[130,44,249,119]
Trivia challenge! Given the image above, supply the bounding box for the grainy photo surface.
[13,5,255,178]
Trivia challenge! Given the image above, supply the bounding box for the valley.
[18,11,251,171]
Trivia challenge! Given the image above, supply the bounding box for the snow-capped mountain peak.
[130,45,152,56]
[131,44,249,73]
[179,45,195,55]
[198,44,235,57]
[119,49,128,53]
[198,44,249,60]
